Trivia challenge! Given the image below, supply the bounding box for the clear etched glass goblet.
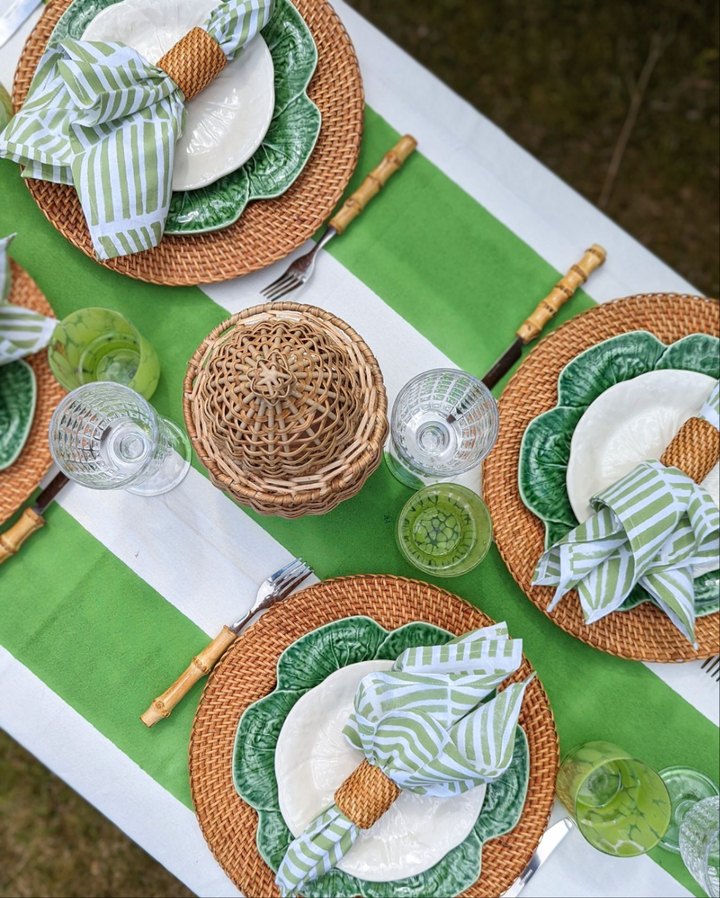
[49,382,191,496]
[386,368,499,487]
[679,796,719,897]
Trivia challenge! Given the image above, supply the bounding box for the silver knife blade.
[503,818,575,897]
[0,0,42,50]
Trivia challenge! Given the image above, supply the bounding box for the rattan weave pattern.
[0,262,65,525]
[660,417,719,485]
[184,303,387,517]
[12,0,364,286]
[189,575,559,898]
[156,27,227,101]
[484,293,720,662]
[334,758,402,829]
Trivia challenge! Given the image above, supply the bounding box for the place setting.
[2,0,364,284]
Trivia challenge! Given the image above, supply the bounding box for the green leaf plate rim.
[0,359,37,471]
[232,615,530,898]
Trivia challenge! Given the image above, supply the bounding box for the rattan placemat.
[12,0,363,286]
[189,574,559,898]
[484,293,720,663]
[0,262,64,525]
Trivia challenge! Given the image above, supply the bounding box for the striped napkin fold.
[533,381,720,645]
[275,622,532,897]
[0,0,273,261]
[0,234,56,365]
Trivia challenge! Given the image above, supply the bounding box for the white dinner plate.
[83,0,275,192]
[567,369,719,526]
[275,659,487,883]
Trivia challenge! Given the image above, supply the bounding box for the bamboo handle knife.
[516,244,607,342]
[0,508,45,563]
[329,135,417,234]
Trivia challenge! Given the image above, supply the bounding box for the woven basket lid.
[184,303,387,517]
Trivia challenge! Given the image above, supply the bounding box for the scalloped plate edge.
[0,359,37,471]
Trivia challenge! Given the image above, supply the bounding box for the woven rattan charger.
[0,262,64,525]
[184,302,387,517]
[189,574,559,898]
[484,293,720,663]
[11,0,364,286]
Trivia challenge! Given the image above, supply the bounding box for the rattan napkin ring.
[184,303,387,517]
[156,27,227,100]
[661,416,719,483]
[333,759,401,829]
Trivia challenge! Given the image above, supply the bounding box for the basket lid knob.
[247,352,298,404]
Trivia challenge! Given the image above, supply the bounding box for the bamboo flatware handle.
[0,508,45,564]
[516,244,607,343]
[140,625,237,727]
[329,135,417,235]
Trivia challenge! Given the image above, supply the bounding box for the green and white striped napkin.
[0,0,273,261]
[275,622,532,897]
[0,234,56,365]
[533,382,720,645]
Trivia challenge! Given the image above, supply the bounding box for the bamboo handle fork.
[261,135,417,301]
[141,558,313,727]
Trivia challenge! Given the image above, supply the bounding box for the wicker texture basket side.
[484,293,720,662]
[189,575,559,898]
[0,262,65,525]
[184,303,387,517]
[12,0,364,286]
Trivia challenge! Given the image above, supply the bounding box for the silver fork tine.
[701,656,720,680]
[276,568,312,599]
[261,272,290,295]
[264,276,301,301]
[261,273,294,298]
[273,559,311,589]
[271,560,306,590]
[267,557,303,584]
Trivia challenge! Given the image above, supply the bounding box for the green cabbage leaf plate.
[233,616,530,898]
[0,360,37,470]
[519,331,720,614]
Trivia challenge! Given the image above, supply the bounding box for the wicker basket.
[184,303,387,516]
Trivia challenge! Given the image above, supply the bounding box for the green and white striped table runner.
[0,2,716,897]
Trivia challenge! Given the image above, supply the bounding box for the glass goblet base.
[128,416,192,497]
[385,444,451,489]
[659,767,720,853]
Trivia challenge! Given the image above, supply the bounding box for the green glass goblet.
[396,483,492,578]
[557,741,672,857]
[48,307,160,400]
